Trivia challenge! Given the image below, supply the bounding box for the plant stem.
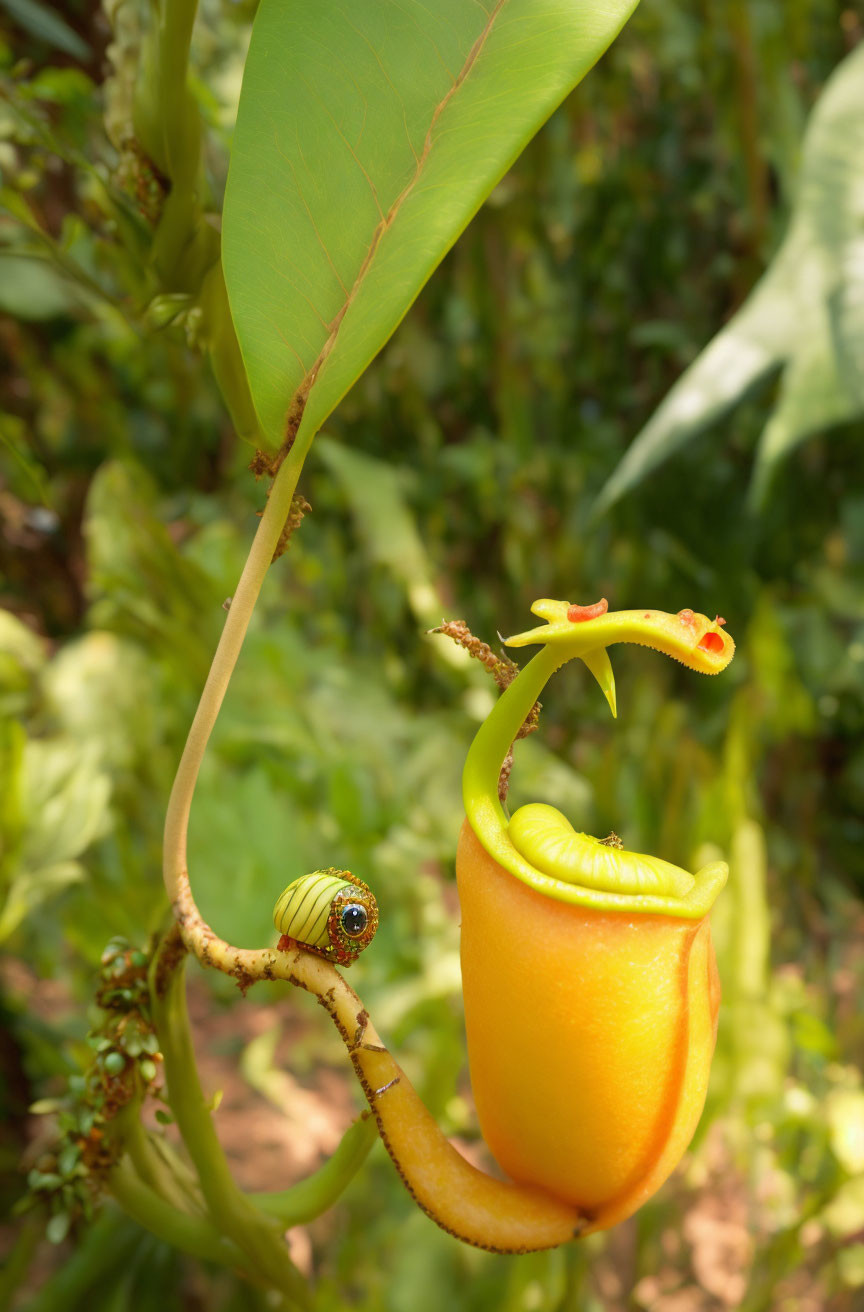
[17,1213,135,1312]
[145,1122,212,1216]
[150,942,311,1307]
[0,1216,40,1312]
[147,0,203,281]
[116,1102,196,1215]
[155,0,200,181]
[252,1114,378,1227]
[108,1157,248,1270]
[163,430,313,942]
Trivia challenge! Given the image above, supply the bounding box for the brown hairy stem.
[431,619,540,802]
[429,619,520,689]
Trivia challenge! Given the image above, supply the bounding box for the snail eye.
[341,903,368,938]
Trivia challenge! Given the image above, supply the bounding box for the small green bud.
[103,1052,125,1076]
[46,1212,70,1244]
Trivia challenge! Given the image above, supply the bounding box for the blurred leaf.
[0,0,89,59]
[593,257,796,515]
[0,414,52,506]
[43,633,158,773]
[0,255,79,320]
[191,763,313,948]
[0,732,110,941]
[0,862,84,942]
[838,1245,864,1288]
[822,1175,864,1239]
[316,437,443,626]
[0,193,125,321]
[826,1089,864,1175]
[746,595,816,739]
[84,461,220,678]
[20,741,110,871]
[831,235,864,409]
[222,0,640,445]
[46,1212,71,1244]
[792,1009,838,1060]
[240,1024,290,1111]
[0,717,25,884]
[750,289,858,507]
[0,609,44,717]
[596,41,864,513]
[730,818,770,1000]
[57,1142,81,1178]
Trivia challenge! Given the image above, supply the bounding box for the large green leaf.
[831,236,864,410]
[595,41,864,514]
[222,0,639,449]
[591,256,799,516]
[751,295,858,506]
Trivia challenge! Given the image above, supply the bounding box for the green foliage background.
[1,1,863,1309]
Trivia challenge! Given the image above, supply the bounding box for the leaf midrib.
[285,0,507,443]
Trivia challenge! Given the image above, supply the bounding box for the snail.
[273,868,378,966]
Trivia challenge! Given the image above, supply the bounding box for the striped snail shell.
[273,868,378,966]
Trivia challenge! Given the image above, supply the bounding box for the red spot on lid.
[567,598,608,623]
[715,615,727,626]
[698,631,725,654]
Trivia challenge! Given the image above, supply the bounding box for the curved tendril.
[159,471,588,1252]
[462,602,734,920]
[464,643,563,843]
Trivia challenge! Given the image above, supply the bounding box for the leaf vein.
[273,131,350,299]
[284,0,508,440]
